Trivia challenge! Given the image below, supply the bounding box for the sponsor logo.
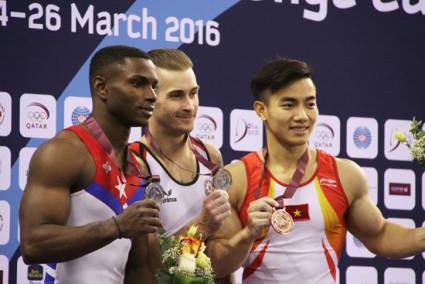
[385,267,415,284]
[384,120,413,161]
[0,201,9,245]
[159,188,175,204]
[103,161,111,174]
[71,106,91,125]
[389,182,411,196]
[319,177,337,187]
[388,129,412,153]
[25,102,49,130]
[313,123,334,148]
[196,114,217,140]
[230,109,262,151]
[192,106,223,148]
[0,213,3,232]
[234,119,259,143]
[0,103,5,125]
[27,264,43,280]
[353,126,372,149]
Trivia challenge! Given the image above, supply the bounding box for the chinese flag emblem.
[286,204,310,221]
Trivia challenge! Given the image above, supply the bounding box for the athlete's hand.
[197,189,231,237]
[245,197,279,240]
[115,199,161,238]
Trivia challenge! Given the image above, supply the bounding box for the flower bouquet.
[157,225,214,284]
[394,117,425,168]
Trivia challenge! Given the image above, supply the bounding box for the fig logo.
[71,106,91,125]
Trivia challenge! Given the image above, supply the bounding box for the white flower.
[411,136,425,163]
[178,253,197,274]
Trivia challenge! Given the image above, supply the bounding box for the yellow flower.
[394,130,407,143]
[187,225,198,237]
[196,251,211,269]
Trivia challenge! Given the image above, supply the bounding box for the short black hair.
[251,58,314,102]
[89,45,150,89]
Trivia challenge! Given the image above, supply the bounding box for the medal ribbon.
[255,147,309,209]
[144,128,220,175]
[85,117,143,178]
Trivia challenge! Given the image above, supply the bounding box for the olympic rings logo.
[26,102,50,123]
[197,121,215,133]
[27,111,47,122]
[315,130,332,141]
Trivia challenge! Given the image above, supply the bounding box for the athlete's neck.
[146,123,192,159]
[89,112,130,162]
[265,132,309,172]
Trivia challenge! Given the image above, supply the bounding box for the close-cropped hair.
[89,45,149,87]
[148,48,193,71]
[251,58,314,102]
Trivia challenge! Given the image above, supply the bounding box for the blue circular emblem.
[353,127,372,149]
[71,106,91,125]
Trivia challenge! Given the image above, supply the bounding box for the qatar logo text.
[26,102,49,129]
[196,114,217,140]
[314,123,334,148]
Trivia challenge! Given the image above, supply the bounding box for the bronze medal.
[271,209,294,234]
[212,168,232,191]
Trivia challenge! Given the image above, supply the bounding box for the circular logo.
[71,106,91,125]
[353,127,372,149]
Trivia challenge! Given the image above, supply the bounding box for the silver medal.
[212,168,232,191]
[145,182,164,203]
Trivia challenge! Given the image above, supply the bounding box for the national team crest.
[204,180,213,195]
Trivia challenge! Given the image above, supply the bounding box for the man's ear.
[254,100,267,121]
[92,75,108,101]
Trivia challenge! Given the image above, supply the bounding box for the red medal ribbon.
[256,147,309,209]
